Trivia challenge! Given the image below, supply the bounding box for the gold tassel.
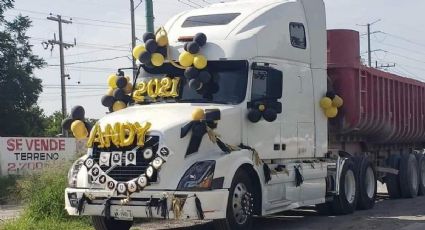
[171,196,184,219]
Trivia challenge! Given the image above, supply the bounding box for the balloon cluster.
[102,72,133,112]
[247,104,278,123]
[132,30,168,68]
[320,91,344,118]
[62,106,92,139]
[181,33,211,92]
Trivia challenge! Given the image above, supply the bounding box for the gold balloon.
[106,88,114,96]
[71,120,88,139]
[192,108,205,120]
[107,74,118,89]
[132,45,146,60]
[332,95,344,108]
[258,104,266,112]
[325,107,338,118]
[156,33,168,47]
[151,53,165,67]
[320,97,333,109]
[193,55,207,69]
[113,101,127,112]
[124,82,133,94]
[179,51,194,67]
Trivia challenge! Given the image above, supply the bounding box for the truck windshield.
[133,60,248,105]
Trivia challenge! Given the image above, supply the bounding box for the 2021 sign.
[133,77,181,102]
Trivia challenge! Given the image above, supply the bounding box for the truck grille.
[91,135,159,182]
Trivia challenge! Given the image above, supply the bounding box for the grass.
[0,162,92,230]
[0,175,19,205]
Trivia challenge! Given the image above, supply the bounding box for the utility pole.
[46,14,74,136]
[145,0,154,33]
[130,0,137,78]
[361,19,381,67]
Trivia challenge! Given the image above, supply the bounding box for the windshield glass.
[132,60,248,105]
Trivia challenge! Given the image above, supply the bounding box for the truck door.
[245,64,283,159]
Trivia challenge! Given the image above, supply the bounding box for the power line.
[381,32,425,48]
[10,8,145,28]
[49,56,129,66]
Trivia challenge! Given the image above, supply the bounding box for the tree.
[0,0,46,136]
[44,111,63,137]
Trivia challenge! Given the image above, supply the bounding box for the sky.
[6,0,425,119]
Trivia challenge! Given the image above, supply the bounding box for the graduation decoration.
[320,91,344,118]
[247,103,278,123]
[133,29,168,68]
[61,105,92,139]
[132,77,181,102]
[101,72,133,112]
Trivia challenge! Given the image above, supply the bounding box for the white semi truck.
[65,0,425,229]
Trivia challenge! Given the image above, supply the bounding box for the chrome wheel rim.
[421,160,425,187]
[232,182,252,225]
[411,159,419,191]
[345,170,356,204]
[365,167,376,199]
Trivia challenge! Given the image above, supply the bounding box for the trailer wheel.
[330,158,358,215]
[91,216,133,230]
[213,169,254,230]
[386,154,401,199]
[415,153,425,196]
[355,156,377,210]
[400,153,419,198]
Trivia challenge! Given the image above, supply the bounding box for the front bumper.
[65,188,228,220]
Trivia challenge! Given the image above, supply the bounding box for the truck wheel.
[415,153,425,196]
[386,154,401,199]
[92,216,133,230]
[356,156,377,210]
[330,158,358,215]
[213,169,254,230]
[400,153,419,198]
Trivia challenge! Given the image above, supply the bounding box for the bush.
[1,162,91,230]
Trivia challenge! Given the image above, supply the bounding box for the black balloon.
[263,108,277,122]
[326,91,336,99]
[189,79,203,91]
[139,51,152,64]
[122,95,132,104]
[184,67,199,79]
[71,105,85,120]
[194,33,207,47]
[108,106,114,113]
[84,121,93,133]
[113,88,126,101]
[157,46,167,57]
[116,77,128,89]
[61,117,74,130]
[248,109,262,123]
[184,42,189,52]
[143,32,155,43]
[198,71,211,83]
[101,95,115,107]
[145,39,158,53]
[187,42,200,54]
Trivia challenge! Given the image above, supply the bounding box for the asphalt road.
[137,184,425,230]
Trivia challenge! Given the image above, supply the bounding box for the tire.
[329,158,358,215]
[92,216,133,230]
[415,152,425,196]
[386,154,401,199]
[355,156,377,210]
[213,169,254,230]
[400,153,419,198]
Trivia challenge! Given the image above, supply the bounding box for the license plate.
[112,208,133,221]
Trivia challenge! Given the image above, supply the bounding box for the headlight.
[68,159,84,188]
[177,161,215,191]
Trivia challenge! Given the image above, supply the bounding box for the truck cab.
[65,1,371,229]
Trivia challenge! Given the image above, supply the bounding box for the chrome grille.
[92,135,159,182]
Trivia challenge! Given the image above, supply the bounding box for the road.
[1,184,424,230]
[137,184,425,230]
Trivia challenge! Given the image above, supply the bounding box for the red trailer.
[327,29,425,199]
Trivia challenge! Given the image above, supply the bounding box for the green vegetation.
[0,175,19,204]
[0,163,92,230]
